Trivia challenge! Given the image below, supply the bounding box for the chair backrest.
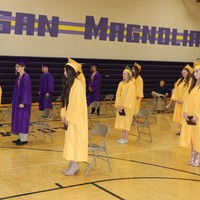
[41,108,52,119]
[88,101,99,114]
[54,96,61,105]
[145,99,156,112]
[90,124,109,138]
[137,109,151,119]
[104,94,114,101]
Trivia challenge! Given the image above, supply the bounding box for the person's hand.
[46,93,49,96]
[136,96,140,99]
[192,116,198,123]
[89,87,93,92]
[184,112,189,121]
[165,93,169,97]
[61,117,68,126]
[19,104,24,108]
[117,106,123,112]
[176,100,183,104]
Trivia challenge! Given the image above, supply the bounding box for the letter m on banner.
[84,16,108,40]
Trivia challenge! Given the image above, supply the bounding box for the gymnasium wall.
[0,0,200,62]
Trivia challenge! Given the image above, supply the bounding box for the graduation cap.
[194,64,200,70]
[134,62,142,72]
[123,65,132,77]
[184,64,193,74]
[65,63,78,72]
[16,59,27,67]
[42,64,49,68]
[193,58,200,67]
[67,58,82,72]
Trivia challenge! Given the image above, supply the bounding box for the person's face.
[123,71,129,82]
[64,68,67,78]
[181,69,188,78]
[194,68,200,80]
[132,67,135,72]
[15,64,24,73]
[91,66,96,73]
[42,66,48,73]
[160,81,165,87]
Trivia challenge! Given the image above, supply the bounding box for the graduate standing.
[171,64,193,135]
[61,63,88,176]
[132,62,144,117]
[179,64,200,167]
[88,64,101,115]
[115,67,136,144]
[38,64,54,111]
[12,60,32,145]
[67,58,86,94]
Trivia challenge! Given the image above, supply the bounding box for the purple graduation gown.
[11,73,32,134]
[38,72,54,111]
[88,71,101,106]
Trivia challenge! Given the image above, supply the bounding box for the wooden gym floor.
[0,104,200,200]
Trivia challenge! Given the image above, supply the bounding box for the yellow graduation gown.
[61,79,88,162]
[171,79,191,124]
[78,73,86,94]
[0,86,2,106]
[132,76,144,115]
[179,85,200,152]
[114,80,136,131]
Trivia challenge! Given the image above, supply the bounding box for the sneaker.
[160,94,165,99]
[119,139,128,144]
[16,141,28,145]
[116,139,123,144]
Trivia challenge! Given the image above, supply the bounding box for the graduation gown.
[88,71,101,105]
[11,73,32,134]
[179,85,200,152]
[132,75,144,115]
[78,73,86,94]
[38,72,54,111]
[61,79,88,162]
[171,79,191,124]
[0,86,2,105]
[114,80,136,132]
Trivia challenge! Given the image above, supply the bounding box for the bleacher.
[0,56,192,104]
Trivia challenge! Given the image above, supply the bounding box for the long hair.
[177,68,191,87]
[188,73,197,93]
[133,66,140,79]
[61,65,77,109]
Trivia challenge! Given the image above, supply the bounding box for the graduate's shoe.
[119,139,128,144]
[160,94,165,99]
[64,163,79,176]
[188,151,197,165]
[12,139,20,143]
[16,141,28,145]
[116,139,123,144]
[62,162,73,174]
[192,154,200,167]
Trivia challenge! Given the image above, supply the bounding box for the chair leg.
[85,156,96,176]
[32,132,40,144]
[135,127,141,143]
[92,150,97,165]
[105,149,112,172]
[149,127,152,142]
